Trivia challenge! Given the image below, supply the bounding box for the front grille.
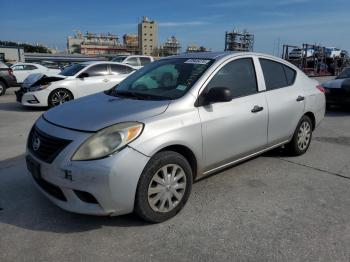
[32,175,67,201]
[28,126,72,163]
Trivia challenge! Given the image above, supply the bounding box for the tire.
[48,88,73,108]
[134,151,193,223]
[0,81,6,96]
[286,115,313,156]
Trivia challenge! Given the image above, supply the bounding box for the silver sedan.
[25,52,326,222]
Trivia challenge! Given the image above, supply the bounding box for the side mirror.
[205,87,232,103]
[78,72,89,79]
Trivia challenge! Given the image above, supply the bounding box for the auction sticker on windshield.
[184,59,211,65]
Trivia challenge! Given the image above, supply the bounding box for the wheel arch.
[0,78,8,87]
[155,144,198,180]
[304,111,316,130]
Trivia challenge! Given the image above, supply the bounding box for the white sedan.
[11,63,61,84]
[15,61,136,107]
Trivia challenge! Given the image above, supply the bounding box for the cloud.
[158,21,209,27]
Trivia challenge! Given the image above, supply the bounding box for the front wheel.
[286,115,313,156]
[48,89,73,108]
[134,151,193,223]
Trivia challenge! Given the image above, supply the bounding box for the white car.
[15,61,136,107]
[325,47,342,58]
[11,63,61,84]
[111,55,154,69]
[289,48,315,59]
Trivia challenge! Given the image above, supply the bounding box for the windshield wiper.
[111,90,170,100]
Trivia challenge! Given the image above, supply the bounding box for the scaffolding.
[224,29,254,52]
[282,43,349,76]
[158,36,181,56]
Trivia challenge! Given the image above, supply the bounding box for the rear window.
[139,57,151,66]
[259,59,296,90]
[110,64,134,74]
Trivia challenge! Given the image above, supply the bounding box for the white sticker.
[184,59,210,65]
[176,85,187,91]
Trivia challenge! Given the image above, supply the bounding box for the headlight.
[72,122,143,161]
[29,83,51,92]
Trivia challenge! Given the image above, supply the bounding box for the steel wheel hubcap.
[51,91,70,105]
[148,164,187,213]
[297,121,311,150]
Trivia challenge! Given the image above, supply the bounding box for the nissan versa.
[26,52,325,222]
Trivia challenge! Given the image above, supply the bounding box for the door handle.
[251,105,264,113]
[296,95,305,102]
[103,79,110,82]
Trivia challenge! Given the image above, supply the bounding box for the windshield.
[59,64,87,76]
[112,56,127,62]
[336,68,350,79]
[108,58,213,100]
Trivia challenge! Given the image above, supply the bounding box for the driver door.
[198,57,268,173]
[75,64,110,97]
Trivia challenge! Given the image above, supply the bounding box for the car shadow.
[0,154,150,234]
[0,102,46,112]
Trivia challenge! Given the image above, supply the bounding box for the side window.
[206,58,258,99]
[259,59,296,90]
[24,65,37,70]
[125,57,139,66]
[13,65,25,71]
[139,57,151,66]
[110,64,133,74]
[83,64,109,77]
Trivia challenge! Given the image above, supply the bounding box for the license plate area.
[26,155,41,179]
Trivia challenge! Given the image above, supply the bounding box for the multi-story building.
[157,36,181,56]
[138,17,157,55]
[123,34,139,55]
[67,31,127,55]
[224,29,254,52]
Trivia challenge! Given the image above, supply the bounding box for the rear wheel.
[135,151,193,223]
[287,115,313,156]
[48,89,73,107]
[0,81,6,96]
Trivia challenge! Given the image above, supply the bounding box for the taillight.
[316,85,325,93]
[7,68,13,76]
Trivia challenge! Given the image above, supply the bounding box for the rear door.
[75,64,110,97]
[258,58,304,146]
[198,57,268,172]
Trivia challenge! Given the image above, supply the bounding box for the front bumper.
[26,117,150,216]
[16,88,50,107]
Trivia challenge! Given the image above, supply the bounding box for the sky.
[1,0,349,55]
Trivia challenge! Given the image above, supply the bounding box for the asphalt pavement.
[0,87,349,262]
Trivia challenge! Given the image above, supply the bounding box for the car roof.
[163,51,288,62]
[79,61,136,68]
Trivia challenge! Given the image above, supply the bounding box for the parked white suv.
[15,61,136,107]
[325,47,342,58]
[111,55,154,69]
[11,63,61,84]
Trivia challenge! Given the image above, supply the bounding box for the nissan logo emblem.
[32,135,41,151]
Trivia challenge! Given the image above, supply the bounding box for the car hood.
[22,73,66,88]
[323,78,348,89]
[43,92,170,132]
